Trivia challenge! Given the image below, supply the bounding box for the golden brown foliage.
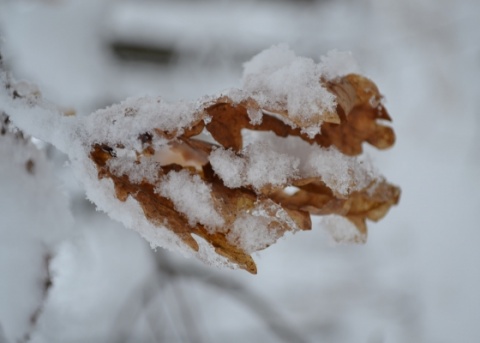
[90,74,400,274]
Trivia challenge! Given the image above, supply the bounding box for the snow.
[33,215,155,343]
[211,130,376,196]
[320,215,366,244]
[157,169,225,231]
[305,146,376,196]
[107,154,159,184]
[83,96,200,149]
[209,142,300,191]
[0,75,78,158]
[208,148,246,189]
[0,123,72,343]
[229,213,273,253]
[228,200,297,253]
[242,44,338,136]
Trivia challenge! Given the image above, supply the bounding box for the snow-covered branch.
[1,45,399,274]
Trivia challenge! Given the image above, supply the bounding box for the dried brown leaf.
[89,73,400,273]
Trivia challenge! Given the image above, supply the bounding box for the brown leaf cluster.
[90,74,400,274]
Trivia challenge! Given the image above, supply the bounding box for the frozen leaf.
[319,74,395,155]
[88,70,400,273]
[2,45,400,274]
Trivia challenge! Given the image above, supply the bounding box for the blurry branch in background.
[110,41,176,65]
[0,112,54,343]
[154,252,310,343]
[112,250,310,343]
[19,253,53,343]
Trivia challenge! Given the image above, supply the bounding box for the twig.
[111,249,309,343]
[169,279,204,343]
[19,252,53,343]
[110,270,183,343]
[153,252,310,343]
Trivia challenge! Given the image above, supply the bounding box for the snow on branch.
[1,45,400,274]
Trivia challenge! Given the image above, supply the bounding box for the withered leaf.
[89,73,400,274]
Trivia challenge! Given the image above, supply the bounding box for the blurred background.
[0,0,479,342]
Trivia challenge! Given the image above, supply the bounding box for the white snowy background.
[0,0,479,342]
